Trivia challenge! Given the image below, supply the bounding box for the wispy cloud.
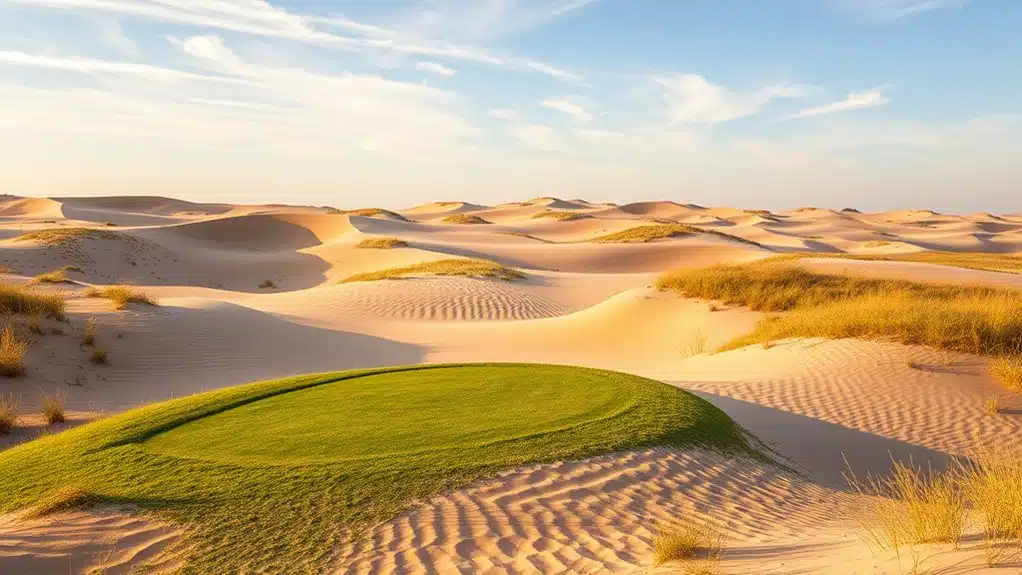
[541,99,592,122]
[786,90,890,119]
[835,0,967,20]
[416,61,457,76]
[489,109,520,122]
[652,74,808,125]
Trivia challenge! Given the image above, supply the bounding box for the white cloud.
[786,90,890,119]
[835,0,967,20]
[389,0,599,42]
[489,109,520,122]
[653,74,808,125]
[90,16,139,57]
[508,124,566,152]
[541,99,592,122]
[0,49,252,85]
[416,61,457,76]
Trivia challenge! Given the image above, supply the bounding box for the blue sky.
[0,0,1019,211]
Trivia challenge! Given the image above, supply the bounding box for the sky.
[0,0,1019,212]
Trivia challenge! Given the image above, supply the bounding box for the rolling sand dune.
[3,194,1022,574]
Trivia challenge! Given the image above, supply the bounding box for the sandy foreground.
[1,195,1021,574]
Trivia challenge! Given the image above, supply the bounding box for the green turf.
[0,363,752,574]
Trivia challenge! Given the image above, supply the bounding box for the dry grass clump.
[18,486,98,520]
[500,231,553,243]
[847,459,967,552]
[85,285,158,309]
[773,251,1022,275]
[258,279,278,289]
[863,240,891,248]
[0,325,29,377]
[985,396,1002,415]
[591,224,761,247]
[342,258,525,283]
[442,214,491,225]
[0,393,18,433]
[954,445,1022,566]
[82,316,97,346]
[0,283,66,319]
[41,390,66,424]
[657,261,1022,361]
[356,237,407,249]
[31,268,79,284]
[530,210,591,221]
[335,208,410,222]
[90,348,108,365]
[990,354,1022,392]
[17,227,121,247]
[652,520,726,570]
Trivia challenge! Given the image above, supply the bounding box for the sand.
[1,194,1021,574]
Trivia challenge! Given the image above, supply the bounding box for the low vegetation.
[258,279,278,289]
[31,269,73,284]
[530,210,591,221]
[16,227,121,247]
[442,214,491,225]
[955,445,1022,566]
[355,237,407,249]
[17,486,98,520]
[0,364,753,573]
[342,258,525,283]
[82,317,97,347]
[0,393,18,433]
[652,519,726,570]
[90,348,108,365]
[333,208,410,222]
[0,325,29,377]
[85,285,158,309]
[589,224,761,247]
[990,355,1022,392]
[41,390,66,424]
[773,251,1022,275]
[657,261,1022,364]
[0,283,66,319]
[500,231,553,243]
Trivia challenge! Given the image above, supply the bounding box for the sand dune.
[3,194,1022,574]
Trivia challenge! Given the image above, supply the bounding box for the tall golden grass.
[954,445,1022,566]
[41,389,67,424]
[652,519,726,570]
[355,237,407,249]
[0,393,18,433]
[0,325,29,377]
[657,262,1022,365]
[0,283,66,319]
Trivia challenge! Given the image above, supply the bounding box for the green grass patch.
[589,224,761,247]
[442,214,491,225]
[342,258,525,282]
[657,261,1022,360]
[0,364,752,573]
[530,210,591,221]
[355,237,407,249]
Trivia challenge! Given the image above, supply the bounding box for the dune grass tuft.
[773,251,1022,275]
[954,444,1022,566]
[41,390,67,425]
[530,210,591,221]
[0,393,18,433]
[590,224,761,247]
[342,258,525,283]
[258,279,277,289]
[82,316,97,347]
[31,269,73,284]
[442,214,491,225]
[18,486,98,520]
[657,261,1022,366]
[0,325,29,377]
[356,237,407,249]
[990,355,1022,392]
[336,208,410,222]
[0,283,66,319]
[652,520,726,569]
[17,227,121,247]
[85,285,158,309]
[500,231,552,243]
[90,348,108,365]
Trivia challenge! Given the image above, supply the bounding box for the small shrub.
[652,520,726,568]
[83,316,97,347]
[18,486,98,520]
[90,348,108,365]
[41,390,67,424]
[258,280,278,289]
[0,393,19,433]
[0,325,29,377]
[356,237,407,249]
[85,285,158,309]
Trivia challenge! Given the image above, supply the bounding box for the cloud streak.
[653,74,808,124]
[541,99,592,122]
[786,90,890,119]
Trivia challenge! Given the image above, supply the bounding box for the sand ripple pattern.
[333,448,838,574]
[0,508,182,574]
[328,277,575,321]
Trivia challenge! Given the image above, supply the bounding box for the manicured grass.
[589,224,761,247]
[355,237,407,249]
[657,261,1022,362]
[342,258,525,282]
[530,210,591,221]
[772,251,1022,275]
[0,364,752,573]
[442,214,491,224]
